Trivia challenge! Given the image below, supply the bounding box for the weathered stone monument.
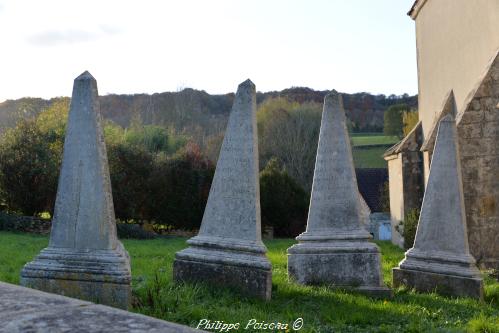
[21,71,131,309]
[173,79,272,300]
[393,106,484,300]
[287,91,390,297]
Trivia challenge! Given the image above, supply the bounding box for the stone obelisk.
[287,91,390,297]
[174,79,272,300]
[393,110,483,299]
[21,71,131,309]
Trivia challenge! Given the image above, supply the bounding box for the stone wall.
[456,52,499,270]
[384,122,424,248]
[401,125,425,218]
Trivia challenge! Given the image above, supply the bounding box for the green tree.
[257,98,322,191]
[402,110,419,136]
[383,104,407,138]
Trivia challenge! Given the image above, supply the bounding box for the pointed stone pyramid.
[287,91,390,297]
[393,105,483,300]
[174,79,272,300]
[421,90,457,153]
[21,71,131,309]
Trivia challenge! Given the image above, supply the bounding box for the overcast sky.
[0,0,417,102]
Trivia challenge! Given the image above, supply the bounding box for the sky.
[0,0,417,102]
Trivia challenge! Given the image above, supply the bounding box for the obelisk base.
[174,239,272,300]
[288,241,391,298]
[20,244,131,309]
[393,268,483,300]
[393,249,484,300]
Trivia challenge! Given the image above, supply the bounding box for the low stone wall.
[0,282,202,333]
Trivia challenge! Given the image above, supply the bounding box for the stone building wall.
[384,122,424,248]
[456,53,499,270]
[409,0,499,137]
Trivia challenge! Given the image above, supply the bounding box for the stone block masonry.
[456,51,499,271]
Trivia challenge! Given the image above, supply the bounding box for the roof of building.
[356,168,388,212]
[383,121,422,157]
[408,0,428,19]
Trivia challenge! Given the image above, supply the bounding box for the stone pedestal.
[174,80,272,300]
[393,99,483,300]
[393,268,483,300]
[288,240,389,297]
[21,71,131,309]
[174,238,271,299]
[287,92,390,297]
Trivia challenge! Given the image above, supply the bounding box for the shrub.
[403,208,420,249]
[149,143,214,230]
[0,105,212,233]
[0,211,51,233]
[259,158,309,237]
[116,222,156,239]
[108,143,155,221]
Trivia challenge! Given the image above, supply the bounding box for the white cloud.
[27,26,122,47]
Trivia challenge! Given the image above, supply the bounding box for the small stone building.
[384,122,424,247]
[386,0,499,269]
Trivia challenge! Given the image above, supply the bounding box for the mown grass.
[352,146,389,169]
[351,135,399,147]
[350,133,398,169]
[1,231,498,333]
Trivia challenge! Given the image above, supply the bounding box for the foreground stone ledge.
[0,282,202,333]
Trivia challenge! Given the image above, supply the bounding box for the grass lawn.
[353,146,390,169]
[348,133,398,169]
[351,134,399,147]
[1,231,498,332]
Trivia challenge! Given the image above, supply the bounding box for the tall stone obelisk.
[21,71,131,309]
[393,110,483,299]
[287,91,390,297]
[174,79,272,300]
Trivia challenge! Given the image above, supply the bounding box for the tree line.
[0,93,418,237]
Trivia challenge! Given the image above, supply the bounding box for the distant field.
[351,134,399,147]
[350,133,399,169]
[353,146,390,169]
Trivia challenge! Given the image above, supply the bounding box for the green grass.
[1,231,498,333]
[353,146,389,169]
[348,133,398,168]
[351,135,399,147]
